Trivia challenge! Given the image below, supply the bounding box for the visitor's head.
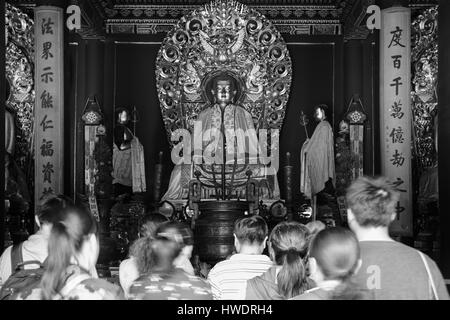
[138,213,169,238]
[346,176,400,234]
[131,213,170,272]
[160,221,194,259]
[268,221,310,299]
[308,227,361,284]
[35,194,74,231]
[233,215,268,254]
[41,205,98,299]
[148,222,188,274]
[210,73,238,105]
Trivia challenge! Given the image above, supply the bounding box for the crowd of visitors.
[0,176,448,300]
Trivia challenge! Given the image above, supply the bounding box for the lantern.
[345,94,367,180]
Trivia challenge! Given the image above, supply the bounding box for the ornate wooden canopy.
[9,0,438,39]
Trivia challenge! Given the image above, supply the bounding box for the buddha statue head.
[210,73,238,107]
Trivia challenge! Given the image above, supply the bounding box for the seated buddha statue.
[162,72,279,201]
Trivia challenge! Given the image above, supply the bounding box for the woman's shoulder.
[249,266,276,284]
[162,268,212,289]
[65,278,124,300]
[128,270,212,300]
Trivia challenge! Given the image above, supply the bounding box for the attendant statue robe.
[300,120,335,199]
[131,136,147,193]
[112,134,147,193]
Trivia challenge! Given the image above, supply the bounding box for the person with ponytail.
[119,213,169,296]
[292,227,370,300]
[0,194,73,284]
[245,221,314,300]
[34,205,123,300]
[128,222,212,300]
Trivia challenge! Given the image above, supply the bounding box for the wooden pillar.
[1,0,6,253]
[379,4,412,237]
[75,40,87,197]
[344,40,363,107]
[103,40,115,148]
[438,0,450,279]
[34,3,65,207]
[362,34,379,176]
[86,39,105,106]
[284,152,293,220]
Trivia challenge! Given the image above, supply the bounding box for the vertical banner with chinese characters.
[380,6,412,236]
[34,6,64,206]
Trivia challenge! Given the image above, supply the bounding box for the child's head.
[308,227,360,284]
[233,215,268,254]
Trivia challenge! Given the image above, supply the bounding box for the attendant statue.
[300,104,335,219]
[163,72,279,200]
[112,108,134,196]
[112,107,147,196]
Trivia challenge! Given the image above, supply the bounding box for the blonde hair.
[346,176,400,227]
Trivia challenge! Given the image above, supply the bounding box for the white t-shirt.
[0,231,49,284]
[207,253,274,300]
[119,257,140,297]
[0,230,98,285]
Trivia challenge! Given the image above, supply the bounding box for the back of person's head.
[308,227,366,300]
[234,215,268,248]
[162,221,194,247]
[41,205,98,300]
[139,213,169,238]
[269,221,310,299]
[149,223,186,275]
[130,213,169,268]
[309,227,359,280]
[36,194,73,226]
[135,221,192,275]
[346,176,400,228]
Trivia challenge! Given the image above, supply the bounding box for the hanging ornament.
[82,96,103,125]
[345,94,367,180]
[82,95,104,222]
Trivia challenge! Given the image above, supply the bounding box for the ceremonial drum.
[194,201,248,265]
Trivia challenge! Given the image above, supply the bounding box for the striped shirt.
[207,254,274,300]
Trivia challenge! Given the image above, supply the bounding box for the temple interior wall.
[65,34,379,204]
